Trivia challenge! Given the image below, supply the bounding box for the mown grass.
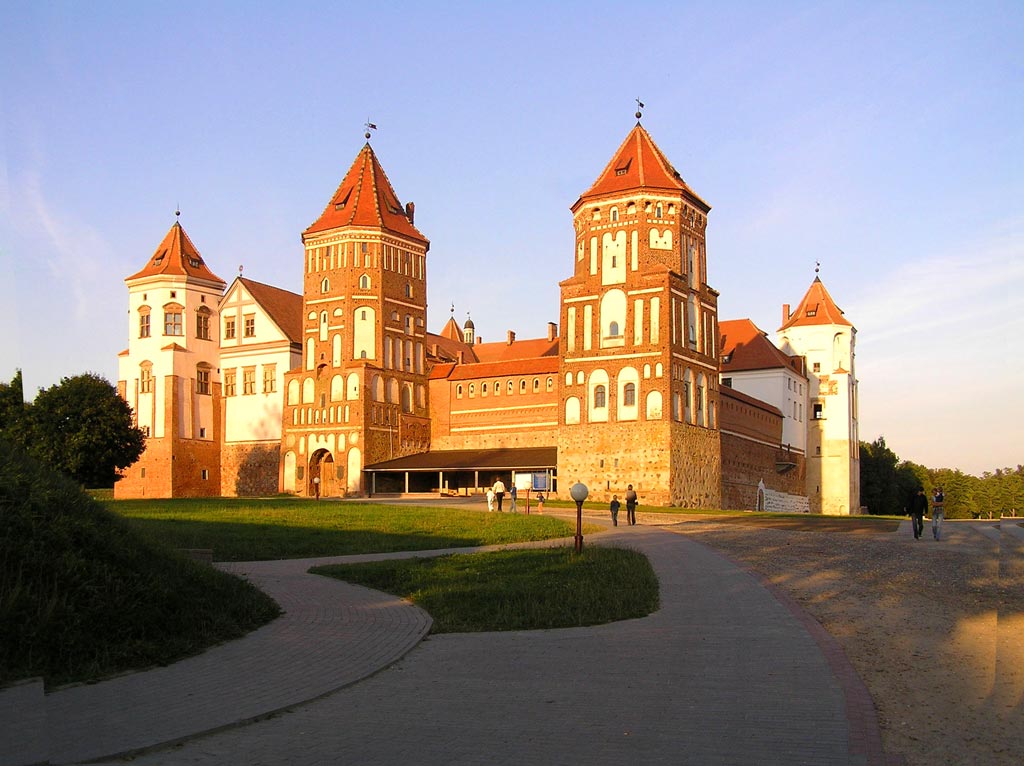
[313,546,659,632]
[108,498,599,561]
[0,442,280,688]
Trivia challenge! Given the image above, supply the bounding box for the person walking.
[625,484,638,526]
[909,488,927,539]
[932,487,945,540]
[509,483,518,513]
[493,478,506,512]
[486,487,495,512]
[536,492,544,513]
[609,495,621,527]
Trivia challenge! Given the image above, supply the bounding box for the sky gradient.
[2,1,1021,476]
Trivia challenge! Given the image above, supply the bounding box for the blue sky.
[1,1,1021,475]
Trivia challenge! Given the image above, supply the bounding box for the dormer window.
[188,257,201,268]
[614,158,631,176]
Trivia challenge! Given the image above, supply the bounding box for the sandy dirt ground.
[670,517,1024,766]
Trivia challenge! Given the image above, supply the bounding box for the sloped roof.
[442,355,559,381]
[473,337,560,363]
[365,446,557,472]
[439,316,464,342]
[126,221,225,285]
[720,318,804,374]
[236,277,303,344]
[779,277,852,330]
[425,328,478,365]
[574,124,709,211]
[305,143,428,244]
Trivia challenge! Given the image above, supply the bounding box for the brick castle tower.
[279,142,431,496]
[116,218,226,498]
[557,122,722,507]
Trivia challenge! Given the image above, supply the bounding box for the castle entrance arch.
[309,449,336,498]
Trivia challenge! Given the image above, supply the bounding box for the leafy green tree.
[24,373,144,488]
[0,370,27,443]
[859,436,901,515]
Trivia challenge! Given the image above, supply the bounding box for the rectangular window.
[224,370,236,397]
[140,367,153,394]
[243,367,256,395]
[813,362,821,373]
[244,315,255,338]
[164,311,182,336]
[813,402,824,419]
[199,427,206,438]
[196,368,210,395]
[225,317,236,339]
[196,312,210,340]
[263,365,276,393]
[201,469,209,480]
[139,314,151,338]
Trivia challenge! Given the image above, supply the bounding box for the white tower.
[777,274,860,515]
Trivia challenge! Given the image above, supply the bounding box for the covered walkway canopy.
[364,446,557,496]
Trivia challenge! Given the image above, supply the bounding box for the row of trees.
[859,436,1023,518]
[0,371,145,488]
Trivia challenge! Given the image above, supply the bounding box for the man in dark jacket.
[909,489,928,539]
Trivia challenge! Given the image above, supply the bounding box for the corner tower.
[116,218,226,498]
[558,123,721,506]
[777,273,860,514]
[280,143,430,497]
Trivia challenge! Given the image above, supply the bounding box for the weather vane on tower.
[635,97,645,122]
[364,119,377,140]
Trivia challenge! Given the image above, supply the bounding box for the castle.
[115,121,860,513]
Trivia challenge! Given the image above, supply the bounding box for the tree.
[859,436,901,514]
[0,370,27,442]
[25,373,145,487]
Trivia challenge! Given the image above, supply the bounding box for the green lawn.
[107,497,603,561]
[313,546,659,633]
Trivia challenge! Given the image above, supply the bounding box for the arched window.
[469,383,475,397]
[520,379,527,393]
[565,396,581,424]
[546,377,553,392]
[610,206,619,222]
[623,382,636,407]
[533,378,540,392]
[321,277,330,293]
[594,385,607,408]
[609,321,620,337]
[508,380,514,394]
[456,384,463,399]
[655,203,663,218]
[494,379,501,395]
[359,274,370,290]
[405,282,413,298]
[482,382,488,396]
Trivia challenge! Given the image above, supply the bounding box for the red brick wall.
[221,442,281,496]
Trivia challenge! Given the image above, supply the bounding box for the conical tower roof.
[779,276,852,330]
[126,220,225,285]
[573,123,709,211]
[305,143,428,244]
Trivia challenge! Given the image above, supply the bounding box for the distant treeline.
[860,437,1023,518]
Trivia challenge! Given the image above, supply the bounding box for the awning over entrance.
[364,446,557,496]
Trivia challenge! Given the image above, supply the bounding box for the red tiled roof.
[428,362,457,380]
[720,318,804,374]
[575,124,709,210]
[443,356,559,381]
[126,221,225,285]
[425,329,478,365]
[779,277,852,330]
[305,143,428,244]
[473,337,560,363]
[236,277,303,345]
[439,316,463,342]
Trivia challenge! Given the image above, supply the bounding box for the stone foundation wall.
[721,431,806,511]
[221,442,281,496]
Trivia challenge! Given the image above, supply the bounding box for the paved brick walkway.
[56,520,900,766]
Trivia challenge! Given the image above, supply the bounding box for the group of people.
[909,487,945,540]
[486,479,520,512]
[608,484,639,527]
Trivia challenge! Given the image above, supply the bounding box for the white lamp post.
[569,482,589,553]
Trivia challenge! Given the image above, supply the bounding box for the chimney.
[405,201,415,224]
[475,337,481,345]
[507,330,516,345]
[782,303,790,324]
[547,322,557,341]
[458,350,465,364]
